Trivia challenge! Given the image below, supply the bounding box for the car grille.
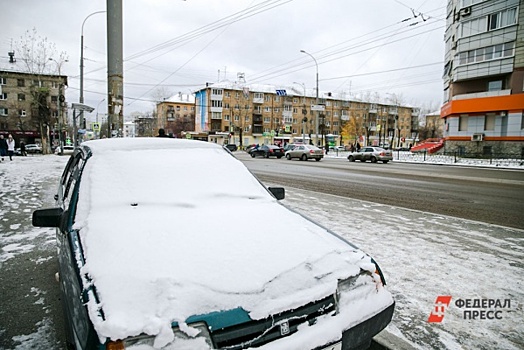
[212,295,336,349]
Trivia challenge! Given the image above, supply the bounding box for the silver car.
[285,144,324,161]
[347,146,393,163]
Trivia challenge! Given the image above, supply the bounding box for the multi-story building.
[441,0,524,155]
[156,93,195,137]
[194,81,419,148]
[0,69,68,147]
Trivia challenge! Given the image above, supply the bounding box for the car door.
[362,147,373,161]
[56,151,94,349]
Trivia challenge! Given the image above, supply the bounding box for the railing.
[394,150,524,167]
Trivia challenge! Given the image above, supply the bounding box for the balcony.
[253,97,264,104]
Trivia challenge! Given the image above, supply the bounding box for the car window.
[62,154,86,210]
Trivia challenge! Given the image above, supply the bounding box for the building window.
[254,92,263,99]
[488,80,502,91]
[488,7,517,31]
[0,93,6,100]
[51,95,58,103]
[224,114,230,121]
[225,91,230,97]
[211,89,223,95]
[234,115,239,122]
[0,77,6,85]
[459,116,468,131]
[17,79,25,87]
[484,114,496,130]
[0,108,8,116]
[19,109,27,117]
[457,41,515,65]
[211,100,222,108]
[461,17,487,37]
[18,94,25,101]
[211,112,222,119]
[264,117,270,123]
[265,107,270,112]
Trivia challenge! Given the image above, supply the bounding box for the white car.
[33,138,394,350]
[54,145,75,155]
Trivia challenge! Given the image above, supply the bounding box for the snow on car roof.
[73,138,374,346]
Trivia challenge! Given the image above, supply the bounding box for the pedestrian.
[20,141,27,156]
[6,134,15,161]
[0,134,7,162]
[157,128,169,137]
[356,142,361,151]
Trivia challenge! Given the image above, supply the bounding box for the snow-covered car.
[347,147,393,163]
[32,138,394,350]
[25,143,42,153]
[285,144,324,161]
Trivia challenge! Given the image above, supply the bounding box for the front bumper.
[340,301,395,350]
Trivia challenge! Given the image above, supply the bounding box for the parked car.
[25,143,42,154]
[224,144,238,152]
[283,143,297,152]
[55,145,75,155]
[249,144,285,158]
[16,143,42,155]
[347,146,393,163]
[32,138,394,350]
[285,144,324,161]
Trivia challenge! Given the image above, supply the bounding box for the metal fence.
[394,150,524,167]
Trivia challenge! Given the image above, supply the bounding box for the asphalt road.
[237,153,524,230]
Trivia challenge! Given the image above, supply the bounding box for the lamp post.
[300,50,319,146]
[80,11,105,105]
[49,58,68,155]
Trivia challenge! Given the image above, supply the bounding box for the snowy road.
[0,155,523,349]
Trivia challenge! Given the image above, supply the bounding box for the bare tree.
[14,28,68,154]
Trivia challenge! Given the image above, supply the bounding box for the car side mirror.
[32,208,63,228]
[269,187,285,200]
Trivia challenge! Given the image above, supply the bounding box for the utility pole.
[107,0,124,137]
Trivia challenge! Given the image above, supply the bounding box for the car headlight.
[106,322,213,349]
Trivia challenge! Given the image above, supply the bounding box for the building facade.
[441,0,524,155]
[0,70,68,148]
[156,93,196,137]
[194,81,419,148]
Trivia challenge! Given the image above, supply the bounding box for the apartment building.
[441,0,524,155]
[0,69,67,146]
[156,93,196,137]
[194,80,418,148]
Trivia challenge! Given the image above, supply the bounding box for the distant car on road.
[249,144,284,158]
[55,145,75,155]
[224,144,238,152]
[347,146,393,163]
[25,144,42,154]
[285,144,324,161]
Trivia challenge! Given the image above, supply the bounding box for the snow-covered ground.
[0,154,523,349]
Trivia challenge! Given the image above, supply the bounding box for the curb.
[370,329,419,350]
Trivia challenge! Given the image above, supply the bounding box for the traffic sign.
[92,122,100,131]
[311,104,325,111]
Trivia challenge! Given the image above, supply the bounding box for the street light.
[49,58,68,155]
[80,11,106,105]
[300,50,319,146]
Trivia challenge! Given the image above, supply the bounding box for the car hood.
[73,141,381,344]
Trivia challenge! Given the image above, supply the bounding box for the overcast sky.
[1,0,446,120]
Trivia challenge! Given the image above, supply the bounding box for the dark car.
[32,138,394,350]
[347,146,393,163]
[249,144,285,158]
[224,144,238,152]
